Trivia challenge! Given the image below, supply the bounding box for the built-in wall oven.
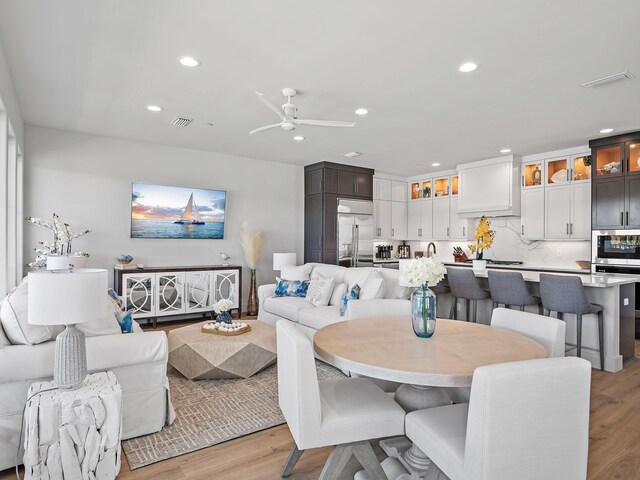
[592,230,640,337]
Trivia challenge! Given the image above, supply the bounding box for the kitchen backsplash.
[375,217,591,268]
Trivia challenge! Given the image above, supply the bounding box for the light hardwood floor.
[3,320,639,480]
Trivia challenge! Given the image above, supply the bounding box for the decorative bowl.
[576,260,590,270]
[116,255,134,265]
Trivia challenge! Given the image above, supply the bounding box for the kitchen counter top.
[373,258,401,264]
[445,263,639,288]
[443,261,588,274]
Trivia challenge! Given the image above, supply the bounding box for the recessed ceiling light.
[458,62,478,73]
[293,136,305,141]
[343,151,362,158]
[205,122,214,127]
[355,108,369,115]
[599,128,614,134]
[178,56,200,67]
[500,148,511,153]
[431,163,441,167]
[146,105,163,112]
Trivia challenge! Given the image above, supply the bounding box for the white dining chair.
[276,320,406,479]
[447,308,567,404]
[406,357,591,480]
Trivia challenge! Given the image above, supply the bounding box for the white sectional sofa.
[257,263,412,339]
[0,279,173,471]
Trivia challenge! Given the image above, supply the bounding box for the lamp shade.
[28,268,107,326]
[273,253,296,271]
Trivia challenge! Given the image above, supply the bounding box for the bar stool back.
[487,270,543,314]
[539,274,604,369]
[446,267,490,323]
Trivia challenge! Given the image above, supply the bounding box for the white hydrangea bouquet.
[400,257,446,338]
[212,298,234,324]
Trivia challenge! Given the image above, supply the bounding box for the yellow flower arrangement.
[468,216,495,260]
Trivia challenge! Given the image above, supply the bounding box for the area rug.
[122,362,345,469]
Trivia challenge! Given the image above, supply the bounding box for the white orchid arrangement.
[213,298,234,314]
[26,213,91,269]
[401,257,446,287]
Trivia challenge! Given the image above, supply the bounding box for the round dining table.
[313,316,547,480]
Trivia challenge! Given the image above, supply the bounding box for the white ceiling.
[0,0,639,176]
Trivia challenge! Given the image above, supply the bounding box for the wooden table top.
[313,317,546,387]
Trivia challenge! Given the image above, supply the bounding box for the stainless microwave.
[592,230,640,267]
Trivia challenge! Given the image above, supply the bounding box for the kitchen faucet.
[427,242,437,258]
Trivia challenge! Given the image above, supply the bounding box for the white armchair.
[276,320,406,479]
[406,357,591,480]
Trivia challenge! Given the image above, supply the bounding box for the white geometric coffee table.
[168,320,277,380]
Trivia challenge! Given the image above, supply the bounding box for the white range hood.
[456,155,521,217]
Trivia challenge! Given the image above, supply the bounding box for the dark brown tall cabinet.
[590,131,640,229]
[304,162,374,264]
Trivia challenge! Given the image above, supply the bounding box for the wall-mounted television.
[131,183,226,239]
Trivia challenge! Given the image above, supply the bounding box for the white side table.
[23,371,122,480]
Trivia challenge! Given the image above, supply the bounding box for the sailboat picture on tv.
[131,183,226,239]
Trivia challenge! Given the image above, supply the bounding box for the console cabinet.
[114,265,242,326]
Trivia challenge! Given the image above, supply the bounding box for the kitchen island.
[439,263,637,372]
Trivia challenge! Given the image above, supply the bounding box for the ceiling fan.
[249,88,356,135]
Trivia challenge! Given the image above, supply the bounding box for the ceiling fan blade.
[255,91,286,121]
[294,119,356,128]
[249,123,282,135]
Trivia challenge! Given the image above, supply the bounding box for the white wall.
[23,126,304,305]
[0,40,23,147]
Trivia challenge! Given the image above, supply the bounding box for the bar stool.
[539,273,605,369]
[488,270,543,315]
[446,267,490,323]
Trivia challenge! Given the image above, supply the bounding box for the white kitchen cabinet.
[374,199,392,238]
[521,188,545,240]
[570,183,591,240]
[448,197,471,240]
[391,201,407,240]
[544,183,591,240]
[373,177,392,201]
[392,181,406,202]
[407,201,432,240]
[432,197,450,240]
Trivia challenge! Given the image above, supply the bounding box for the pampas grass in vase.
[240,222,263,316]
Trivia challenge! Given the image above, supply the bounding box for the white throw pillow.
[359,270,386,300]
[305,274,335,307]
[0,278,64,345]
[76,313,122,337]
[329,283,347,306]
[280,264,313,282]
[0,322,10,347]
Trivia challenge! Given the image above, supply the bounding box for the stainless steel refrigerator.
[337,199,374,267]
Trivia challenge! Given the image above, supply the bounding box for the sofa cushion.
[376,268,412,299]
[360,270,385,300]
[344,267,376,289]
[310,264,347,284]
[263,296,315,323]
[0,322,9,347]
[305,274,335,307]
[329,283,347,306]
[299,305,343,331]
[281,264,313,281]
[0,278,63,345]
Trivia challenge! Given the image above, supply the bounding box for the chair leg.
[466,299,471,322]
[492,301,498,310]
[598,310,604,370]
[281,445,304,477]
[449,297,457,319]
[543,308,550,317]
[538,303,544,315]
[519,305,525,312]
[576,314,582,360]
[351,441,387,480]
[471,299,477,323]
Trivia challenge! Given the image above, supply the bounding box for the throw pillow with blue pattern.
[274,277,310,298]
[340,284,361,316]
[106,288,134,333]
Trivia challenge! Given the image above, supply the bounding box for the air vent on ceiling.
[343,151,362,158]
[581,71,634,89]
[170,116,193,127]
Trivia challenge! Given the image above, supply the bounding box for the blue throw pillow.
[107,288,125,311]
[115,310,134,333]
[274,278,310,298]
[340,284,361,316]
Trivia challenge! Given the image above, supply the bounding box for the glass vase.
[216,311,233,324]
[411,285,436,338]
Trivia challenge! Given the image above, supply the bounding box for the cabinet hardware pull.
[522,176,524,187]
[621,212,625,226]
[566,223,569,235]
[463,226,466,236]
[392,228,395,237]
[626,212,629,226]
[318,235,322,248]
[521,225,524,235]
[447,227,450,238]
[570,223,573,235]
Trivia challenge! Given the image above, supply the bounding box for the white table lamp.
[273,253,296,272]
[28,268,108,390]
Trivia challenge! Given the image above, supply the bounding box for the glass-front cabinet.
[572,154,591,182]
[434,177,449,197]
[409,179,432,200]
[451,175,459,196]
[593,145,623,177]
[545,157,570,186]
[628,141,640,175]
[522,160,544,188]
